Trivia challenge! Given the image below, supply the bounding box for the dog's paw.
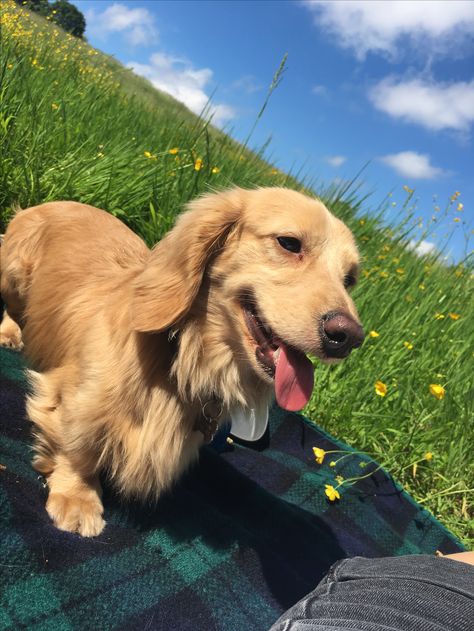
[0,314,23,351]
[46,492,106,537]
[0,329,24,351]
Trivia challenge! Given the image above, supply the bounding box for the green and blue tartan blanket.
[0,347,464,630]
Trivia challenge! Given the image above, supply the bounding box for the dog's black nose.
[321,312,365,358]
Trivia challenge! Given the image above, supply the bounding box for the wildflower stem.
[417,487,474,504]
[398,458,431,472]
[337,463,385,488]
[329,451,376,466]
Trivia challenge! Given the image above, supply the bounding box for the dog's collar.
[194,397,224,443]
[169,330,223,443]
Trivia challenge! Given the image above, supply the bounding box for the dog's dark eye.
[344,273,357,289]
[277,236,302,253]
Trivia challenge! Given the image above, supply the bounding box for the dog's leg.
[46,453,105,537]
[27,369,63,475]
[0,309,23,350]
[26,368,105,537]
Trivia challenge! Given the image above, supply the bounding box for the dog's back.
[1,202,149,370]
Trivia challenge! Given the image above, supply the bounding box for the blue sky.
[75,0,474,261]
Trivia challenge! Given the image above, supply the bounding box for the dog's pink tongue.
[275,344,314,412]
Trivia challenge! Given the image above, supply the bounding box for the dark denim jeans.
[269,555,474,631]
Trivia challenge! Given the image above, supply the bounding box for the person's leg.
[269,554,474,631]
[444,551,474,565]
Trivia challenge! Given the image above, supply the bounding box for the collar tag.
[195,398,223,443]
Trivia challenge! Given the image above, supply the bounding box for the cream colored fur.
[0,187,361,536]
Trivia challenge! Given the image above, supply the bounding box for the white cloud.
[303,1,474,60]
[86,3,158,46]
[325,155,346,167]
[369,77,474,133]
[379,151,445,179]
[407,239,437,257]
[230,75,263,94]
[312,84,329,98]
[128,53,236,126]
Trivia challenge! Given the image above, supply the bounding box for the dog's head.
[131,187,364,411]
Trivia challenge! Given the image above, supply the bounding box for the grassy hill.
[1,0,473,544]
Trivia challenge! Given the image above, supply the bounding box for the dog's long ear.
[131,188,243,333]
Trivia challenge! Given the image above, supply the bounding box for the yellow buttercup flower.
[211,166,220,174]
[194,158,203,171]
[403,342,413,350]
[168,147,179,154]
[429,384,445,400]
[424,452,434,461]
[448,313,460,320]
[325,485,340,502]
[369,330,379,338]
[313,447,326,465]
[434,313,445,320]
[375,381,387,397]
[457,203,464,211]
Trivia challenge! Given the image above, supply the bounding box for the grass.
[1,1,473,545]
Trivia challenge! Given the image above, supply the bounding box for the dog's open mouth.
[242,299,279,377]
[241,297,314,412]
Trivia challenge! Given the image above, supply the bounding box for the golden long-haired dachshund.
[0,187,364,536]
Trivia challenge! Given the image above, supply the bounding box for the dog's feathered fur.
[0,187,361,536]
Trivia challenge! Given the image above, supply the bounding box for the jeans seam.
[323,558,348,595]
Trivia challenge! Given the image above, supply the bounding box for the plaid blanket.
[0,347,464,631]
